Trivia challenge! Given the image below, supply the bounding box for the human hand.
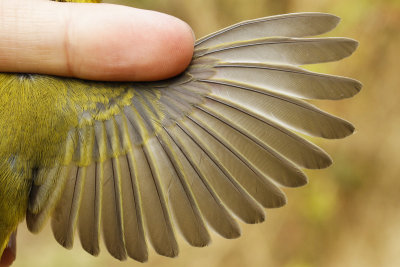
[0,0,195,81]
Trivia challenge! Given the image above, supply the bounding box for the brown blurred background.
[16,0,400,266]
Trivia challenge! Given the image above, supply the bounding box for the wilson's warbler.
[0,0,361,264]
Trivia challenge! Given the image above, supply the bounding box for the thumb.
[0,0,195,81]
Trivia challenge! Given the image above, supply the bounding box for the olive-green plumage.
[0,1,361,262]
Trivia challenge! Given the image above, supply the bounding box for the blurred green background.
[16,0,400,266]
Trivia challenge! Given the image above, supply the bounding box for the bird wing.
[25,13,361,262]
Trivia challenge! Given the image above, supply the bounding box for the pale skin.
[0,0,194,265]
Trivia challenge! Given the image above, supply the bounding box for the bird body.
[0,3,361,262]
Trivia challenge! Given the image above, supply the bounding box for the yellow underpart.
[0,74,76,167]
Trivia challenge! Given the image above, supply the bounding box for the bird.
[0,0,361,264]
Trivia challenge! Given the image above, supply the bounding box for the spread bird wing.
[25,13,361,262]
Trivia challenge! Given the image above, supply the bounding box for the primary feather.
[0,12,361,262]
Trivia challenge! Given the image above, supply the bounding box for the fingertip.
[118,9,196,81]
[145,14,195,81]
[68,5,195,81]
[123,10,195,81]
